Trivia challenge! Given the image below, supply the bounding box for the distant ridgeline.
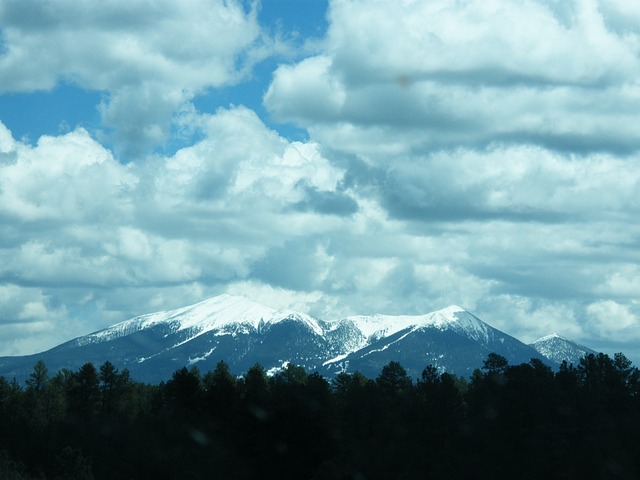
[0,295,597,384]
[0,352,639,479]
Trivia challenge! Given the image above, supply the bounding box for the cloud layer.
[1,0,640,362]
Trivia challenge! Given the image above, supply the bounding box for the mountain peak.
[439,305,466,314]
[421,305,492,344]
[529,333,596,366]
[432,305,467,321]
[532,333,568,343]
[81,293,276,346]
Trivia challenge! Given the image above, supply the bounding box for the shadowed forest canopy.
[1,352,639,479]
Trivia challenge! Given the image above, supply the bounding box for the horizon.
[1,1,640,366]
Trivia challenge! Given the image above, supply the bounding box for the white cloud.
[0,284,69,355]
[0,126,135,222]
[0,121,16,154]
[0,0,266,155]
[265,0,640,156]
[325,0,637,85]
[378,145,640,223]
[477,295,584,344]
[0,107,362,354]
[264,56,346,123]
[595,265,640,298]
[586,300,640,339]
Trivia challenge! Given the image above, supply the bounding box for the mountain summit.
[529,333,596,366]
[76,294,323,347]
[0,295,594,383]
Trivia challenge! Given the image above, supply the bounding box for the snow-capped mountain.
[529,333,596,366]
[324,306,550,378]
[75,294,325,351]
[0,294,594,383]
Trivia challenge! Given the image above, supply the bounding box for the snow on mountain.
[339,313,421,340]
[530,333,596,366]
[415,306,493,343]
[340,305,490,345]
[0,294,597,383]
[78,294,319,346]
[324,304,547,378]
[268,311,325,336]
[60,296,493,360]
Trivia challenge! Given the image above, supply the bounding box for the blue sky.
[1,0,640,365]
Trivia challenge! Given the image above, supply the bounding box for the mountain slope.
[324,306,551,378]
[529,333,596,366]
[0,295,332,383]
[0,295,588,383]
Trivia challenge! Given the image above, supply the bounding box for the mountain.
[0,294,589,383]
[0,295,337,383]
[323,306,551,378]
[529,333,596,366]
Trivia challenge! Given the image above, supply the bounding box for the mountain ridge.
[0,294,596,383]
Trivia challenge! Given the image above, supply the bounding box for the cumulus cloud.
[0,284,69,356]
[265,0,640,156]
[373,146,640,224]
[0,0,265,156]
[0,127,134,223]
[0,109,362,354]
[1,0,640,364]
[586,300,640,339]
[260,0,640,357]
[476,295,584,344]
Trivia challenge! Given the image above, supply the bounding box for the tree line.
[0,352,639,479]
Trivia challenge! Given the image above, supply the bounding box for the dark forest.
[1,352,639,479]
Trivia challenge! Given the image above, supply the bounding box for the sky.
[1,0,640,364]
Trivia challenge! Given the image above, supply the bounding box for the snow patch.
[188,347,216,366]
[323,353,349,366]
[266,361,290,377]
[361,329,416,358]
